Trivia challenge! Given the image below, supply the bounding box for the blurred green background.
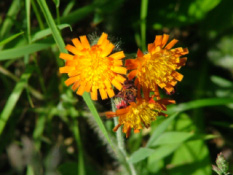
[0,0,233,175]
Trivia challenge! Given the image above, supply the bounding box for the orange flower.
[106,97,175,138]
[126,34,188,96]
[59,33,127,100]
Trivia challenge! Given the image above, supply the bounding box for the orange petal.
[107,88,115,98]
[172,71,183,81]
[104,80,112,89]
[154,35,162,47]
[165,39,178,49]
[65,44,79,55]
[113,60,123,66]
[99,88,108,100]
[109,51,125,60]
[137,49,144,57]
[134,129,140,133]
[169,80,177,86]
[116,107,129,115]
[85,81,92,92]
[161,34,169,48]
[154,84,160,100]
[148,43,154,52]
[177,57,187,67]
[59,53,73,60]
[65,76,79,86]
[113,124,121,131]
[97,33,108,45]
[126,127,131,138]
[142,86,149,101]
[105,111,116,117]
[76,83,86,96]
[128,70,137,80]
[72,38,83,50]
[59,66,75,73]
[65,60,77,66]
[158,99,176,105]
[102,43,114,56]
[164,85,174,93]
[112,66,127,74]
[80,35,90,49]
[125,59,138,70]
[112,79,122,90]
[116,74,126,83]
[91,88,98,100]
[71,81,80,91]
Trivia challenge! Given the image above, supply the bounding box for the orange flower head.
[106,98,175,138]
[59,33,127,100]
[126,34,188,94]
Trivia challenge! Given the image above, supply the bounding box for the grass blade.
[26,0,31,43]
[167,98,233,114]
[146,113,179,147]
[0,41,54,60]
[0,0,20,39]
[140,0,148,52]
[0,66,33,135]
[0,31,24,46]
[32,24,71,42]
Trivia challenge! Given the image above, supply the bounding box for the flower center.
[137,51,177,90]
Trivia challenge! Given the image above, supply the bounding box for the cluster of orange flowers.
[59,33,188,138]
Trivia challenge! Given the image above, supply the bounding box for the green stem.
[71,119,85,175]
[31,0,45,29]
[140,0,148,52]
[111,100,137,175]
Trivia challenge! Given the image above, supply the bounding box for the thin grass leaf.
[36,0,66,52]
[32,24,72,42]
[0,31,24,47]
[60,4,95,24]
[0,0,20,39]
[0,66,33,135]
[140,0,148,52]
[62,0,75,16]
[26,0,31,43]
[146,113,179,147]
[0,41,54,60]
[71,119,85,175]
[128,148,155,163]
[31,0,45,29]
[167,98,233,114]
